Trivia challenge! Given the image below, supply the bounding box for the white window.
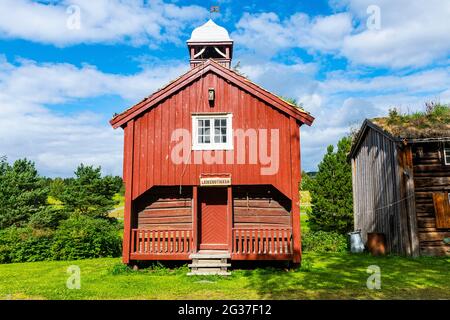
[192,113,233,150]
[444,142,450,165]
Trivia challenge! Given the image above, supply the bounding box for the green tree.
[0,158,49,229]
[49,177,65,199]
[58,164,118,218]
[306,136,354,234]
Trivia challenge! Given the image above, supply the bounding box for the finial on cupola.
[187,18,233,69]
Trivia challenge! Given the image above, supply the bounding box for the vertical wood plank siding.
[412,142,450,256]
[129,72,294,201]
[352,129,409,254]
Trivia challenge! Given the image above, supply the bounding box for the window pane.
[221,119,226,127]
[222,135,227,143]
[204,135,210,143]
[215,119,220,127]
[204,119,210,127]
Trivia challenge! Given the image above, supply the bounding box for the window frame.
[444,142,450,165]
[192,113,233,150]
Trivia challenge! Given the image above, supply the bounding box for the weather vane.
[210,5,220,19]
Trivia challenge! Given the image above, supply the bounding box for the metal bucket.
[348,230,365,253]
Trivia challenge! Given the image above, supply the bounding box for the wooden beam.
[231,253,293,261]
[192,185,198,253]
[122,120,135,264]
[228,186,233,253]
[290,117,301,264]
[404,146,420,257]
[130,254,190,260]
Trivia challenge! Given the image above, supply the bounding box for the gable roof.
[349,119,400,159]
[371,106,450,140]
[349,109,450,159]
[110,59,314,129]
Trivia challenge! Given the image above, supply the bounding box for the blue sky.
[0,0,449,177]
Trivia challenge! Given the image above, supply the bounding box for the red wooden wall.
[124,71,301,203]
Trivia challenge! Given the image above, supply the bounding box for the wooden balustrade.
[131,229,193,256]
[232,228,293,256]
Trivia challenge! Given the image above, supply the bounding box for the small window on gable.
[192,113,233,150]
[444,142,450,165]
[432,192,450,229]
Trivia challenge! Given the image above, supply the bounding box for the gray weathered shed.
[350,114,450,256]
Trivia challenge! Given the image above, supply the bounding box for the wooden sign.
[200,176,231,187]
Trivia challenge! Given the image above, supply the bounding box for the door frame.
[192,185,232,252]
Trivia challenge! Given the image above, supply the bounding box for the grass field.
[0,253,448,300]
[19,191,445,300]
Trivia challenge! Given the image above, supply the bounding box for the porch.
[129,227,293,261]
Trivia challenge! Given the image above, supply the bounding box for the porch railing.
[131,229,193,255]
[232,228,293,255]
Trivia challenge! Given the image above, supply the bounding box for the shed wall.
[412,142,450,256]
[352,129,408,254]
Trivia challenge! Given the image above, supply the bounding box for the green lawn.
[0,253,448,300]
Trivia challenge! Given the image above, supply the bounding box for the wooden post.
[192,185,198,253]
[290,117,302,264]
[227,185,233,253]
[122,120,134,264]
[404,145,420,257]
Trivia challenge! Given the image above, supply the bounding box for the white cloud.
[238,59,450,171]
[0,56,189,177]
[232,11,353,57]
[0,0,208,46]
[233,0,450,69]
[339,0,450,68]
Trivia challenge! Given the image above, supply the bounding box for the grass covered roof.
[371,103,450,139]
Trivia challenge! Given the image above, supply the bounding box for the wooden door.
[199,188,228,250]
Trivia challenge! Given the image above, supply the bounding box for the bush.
[51,216,121,260]
[28,206,68,229]
[0,227,54,263]
[302,231,348,253]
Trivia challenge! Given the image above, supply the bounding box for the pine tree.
[58,164,118,218]
[306,136,354,234]
[0,158,49,229]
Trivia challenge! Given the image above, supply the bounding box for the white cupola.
[187,19,233,68]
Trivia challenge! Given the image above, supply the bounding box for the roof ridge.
[111,59,314,128]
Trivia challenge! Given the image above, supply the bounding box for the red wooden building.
[110,20,314,273]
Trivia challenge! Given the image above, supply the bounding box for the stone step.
[188,251,231,276]
[192,258,228,264]
[187,270,231,276]
[188,263,231,268]
[189,252,231,259]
